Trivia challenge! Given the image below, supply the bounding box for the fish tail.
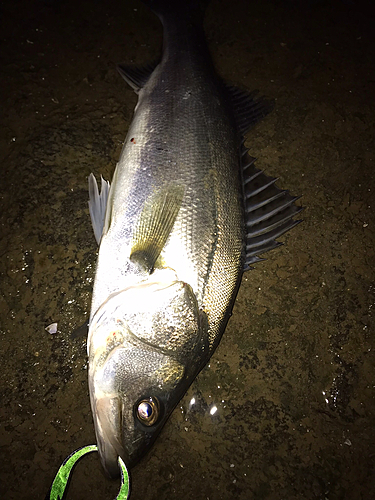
[141,0,209,23]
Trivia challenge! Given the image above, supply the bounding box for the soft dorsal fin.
[130,185,185,273]
[117,62,158,93]
[225,84,274,136]
[241,148,303,270]
[88,173,111,245]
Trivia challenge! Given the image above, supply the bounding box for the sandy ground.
[0,0,374,499]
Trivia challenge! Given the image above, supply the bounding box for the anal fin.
[117,62,158,93]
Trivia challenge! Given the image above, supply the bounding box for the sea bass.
[87,0,301,478]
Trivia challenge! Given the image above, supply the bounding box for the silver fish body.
[87,1,301,478]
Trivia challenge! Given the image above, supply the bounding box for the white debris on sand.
[45,322,58,334]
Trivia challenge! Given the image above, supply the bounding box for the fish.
[87,0,302,479]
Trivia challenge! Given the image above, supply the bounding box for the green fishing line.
[47,445,130,500]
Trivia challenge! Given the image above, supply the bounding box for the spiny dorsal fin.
[241,148,303,270]
[88,173,111,245]
[117,62,158,93]
[225,84,274,136]
[130,185,185,273]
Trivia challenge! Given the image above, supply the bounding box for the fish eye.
[136,397,160,426]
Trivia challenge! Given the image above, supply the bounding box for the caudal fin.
[141,0,209,22]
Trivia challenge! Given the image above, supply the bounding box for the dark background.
[1,0,374,499]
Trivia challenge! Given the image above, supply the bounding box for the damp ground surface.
[1,0,374,499]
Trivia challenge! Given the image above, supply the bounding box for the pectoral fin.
[130,186,184,273]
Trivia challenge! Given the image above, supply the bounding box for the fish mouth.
[92,393,165,478]
[91,395,128,479]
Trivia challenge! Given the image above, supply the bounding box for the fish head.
[88,275,207,477]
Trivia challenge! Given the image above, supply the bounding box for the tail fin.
[141,0,209,22]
